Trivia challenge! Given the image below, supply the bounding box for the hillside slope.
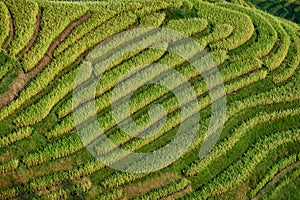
[0,0,299,199]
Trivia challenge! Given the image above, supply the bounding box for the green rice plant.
[22,1,88,72]
[0,12,138,123]
[0,127,32,148]
[272,24,300,84]
[198,24,233,47]
[191,129,300,199]
[14,62,92,127]
[225,69,267,94]
[45,115,75,139]
[195,1,254,50]
[228,75,300,116]
[0,159,18,174]
[43,180,92,200]
[139,12,166,28]
[0,2,10,47]
[250,153,298,198]
[0,50,19,80]
[22,134,83,167]
[96,189,123,200]
[185,106,300,177]
[4,0,39,56]
[134,178,190,200]
[100,172,146,189]
[262,16,290,71]
[135,0,182,16]
[165,18,208,36]
[220,3,277,61]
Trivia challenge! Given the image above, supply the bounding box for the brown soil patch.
[11,157,73,185]
[19,9,42,58]
[0,175,12,190]
[123,172,181,199]
[0,12,91,110]
[0,151,14,163]
[162,185,193,200]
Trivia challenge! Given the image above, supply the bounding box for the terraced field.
[247,0,300,24]
[0,0,299,199]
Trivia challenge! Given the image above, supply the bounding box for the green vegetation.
[0,2,9,47]
[0,0,299,199]
[247,0,300,24]
[3,0,39,56]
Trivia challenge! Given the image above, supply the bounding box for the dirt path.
[0,12,91,109]
[19,9,42,58]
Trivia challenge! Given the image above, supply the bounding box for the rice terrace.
[0,0,299,199]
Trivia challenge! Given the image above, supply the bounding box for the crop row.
[54,2,142,56]
[92,76,300,191]
[56,31,224,119]
[195,2,254,50]
[134,0,182,17]
[0,127,32,148]
[100,67,297,184]
[0,2,9,47]
[48,50,226,140]
[272,23,300,84]
[221,3,277,61]
[48,56,260,145]
[43,180,92,200]
[55,52,183,119]
[134,178,190,200]
[94,68,266,157]
[0,11,138,122]
[165,18,208,36]
[100,70,268,171]
[100,172,146,189]
[261,14,290,71]
[139,12,166,28]
[88,59,262,148]
[191,128,300,199]
[185,107,300,177]
[250,153,299,197]
[22,134,83,167]
[20,45,166,126]
[185,68,300,159]
[0,159,18,174]
[0,159,103,199]
[14,62,92,127]
[21,1,88,72]
[92,65,292,183]
[198,24,233,48]
[89,65,266,169]
[4,0,39,56]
